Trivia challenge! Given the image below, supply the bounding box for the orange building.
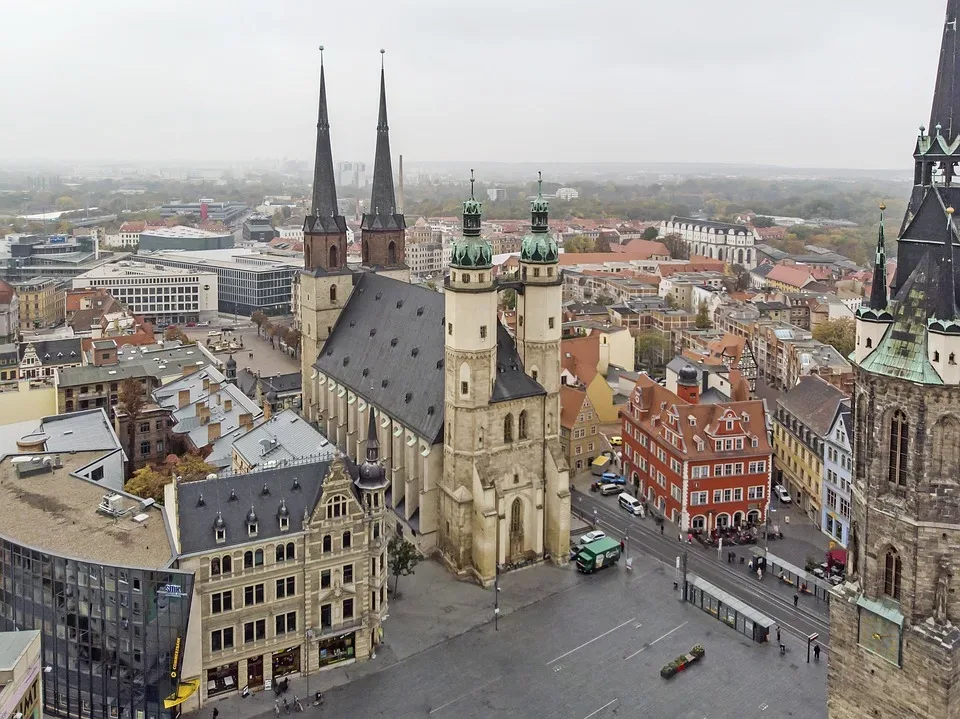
[621,371,772,533]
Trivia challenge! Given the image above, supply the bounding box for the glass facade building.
[0,538,193,719]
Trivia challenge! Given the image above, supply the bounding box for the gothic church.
[297,55,570,585]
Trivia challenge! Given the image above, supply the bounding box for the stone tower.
[299,49,352,422]
[360,51,408,282]
[829,3,960,716]
[438,174,570,586]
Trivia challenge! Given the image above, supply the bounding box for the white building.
[406,241,451,278]
[659,216,759,269]
[555,187,579,201]
[821,402,852,547]
[276,226,304,241]
[72,260,219,324]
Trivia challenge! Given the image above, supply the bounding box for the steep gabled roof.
[778,375,849,438]
[559,385,588,429]
[491,323,545,403]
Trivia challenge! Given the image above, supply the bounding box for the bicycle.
[293,696,303,713]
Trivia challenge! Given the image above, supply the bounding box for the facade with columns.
[658,216,759,268]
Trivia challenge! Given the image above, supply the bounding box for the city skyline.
[0,0,950,169]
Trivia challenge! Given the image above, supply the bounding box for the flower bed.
[660,645,705,679]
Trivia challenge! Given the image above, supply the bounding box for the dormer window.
[248,521,258,537]
[216,528,226,543]
[280,516,289,531]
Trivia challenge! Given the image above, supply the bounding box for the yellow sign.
[171,636,182,678]
[163,679,200,709]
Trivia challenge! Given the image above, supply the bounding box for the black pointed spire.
[365,409,380,462]
[310,46,340,223]
[362,50,405,232]
[868,203,889,311]
[937,206,959,321]
[931,1,960,145]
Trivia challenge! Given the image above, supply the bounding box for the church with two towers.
[829,1,960,715]
[296,55,570,585]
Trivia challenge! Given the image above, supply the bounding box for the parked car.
[186,321,197,327]
[579,530,606,546]
[599,483,621,496]
[600,472,625,485]
[775,485,792,503]
[609,435,623,446]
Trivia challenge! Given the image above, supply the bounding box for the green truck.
[576,537,622,573]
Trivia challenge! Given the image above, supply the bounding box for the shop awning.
[163,679,200,709]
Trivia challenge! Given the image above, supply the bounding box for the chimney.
[208,421,221,444]
[264,401,273,422]
[198,404,210,425]
[202,377,210,391]
[181,364,198,377]
[239,413,253,431]
[178,389,190,408]
[224,398,233,412]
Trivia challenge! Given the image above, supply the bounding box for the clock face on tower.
[857,607,902,666]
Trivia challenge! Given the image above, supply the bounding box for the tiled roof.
[561,334,600,384]
[766,264,815,288]
[232,408,335,468]
[559,385,587,429]
[607,239,670,258]
[777,375,850,438]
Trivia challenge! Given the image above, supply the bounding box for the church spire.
[361,50,405,232]
[364,409,380,462]
[356,409,388,491]
[310,46,339,221]
[930,0,960,145]
[937,206,960,322]
[868,203,889,311]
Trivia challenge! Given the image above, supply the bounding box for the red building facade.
[621,375,772,532]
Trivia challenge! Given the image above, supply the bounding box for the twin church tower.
[297,52,570,584]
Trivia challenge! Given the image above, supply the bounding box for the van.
[618,493,644,516]
[600,483,621,496]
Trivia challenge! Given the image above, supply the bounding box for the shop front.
[247,655,264,690]
[271,646,301,679]
[316,631,356,668]
[206,663,239,698]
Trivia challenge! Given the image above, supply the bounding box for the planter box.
[660,646,704,679]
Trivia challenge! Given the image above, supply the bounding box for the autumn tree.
[125,466,169,503]
[695,301,712,329]
[563,234,594,253]
[251,310,266,336]
[117,378,146,478]
[813,318,856,358]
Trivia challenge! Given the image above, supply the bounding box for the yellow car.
[609,435,623,446]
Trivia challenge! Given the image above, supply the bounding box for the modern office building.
[160,201,246,225]
[241,215,277,243]
[0,235,111,284]
[72,261,218,325]
[0,452,194,719]
[138,227,234,253]
[138,249,300,316]
[0,630,42,719]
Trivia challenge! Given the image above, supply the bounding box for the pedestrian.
[660,523,664,535]
[814,643,821,661]
[794,593,799,608]
[213,709,219,719]
[776,627,781,643]
[757,567,763,580]
[678,532,682,543]
[620,539,625,553]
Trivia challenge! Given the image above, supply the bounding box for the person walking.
[814,643,821,661]
[793,593,799,608]
[620,539,625,553]
[757,566,763,580]
[660,523,664,536]
[213,709,219,719]
[776,626,781,643]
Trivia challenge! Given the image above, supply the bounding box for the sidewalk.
[184,558,583,719]
[765,499,833,569]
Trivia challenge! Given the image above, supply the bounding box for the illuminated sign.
[158,584,185,598]
[171,636,181,678]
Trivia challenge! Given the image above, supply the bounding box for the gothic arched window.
[866,337,873,349]
[888,410,909,486]
[518,411,528,440]
[511,497,522,532]
[362,241,369,265]
[884,548,902,600]
[504,414,514,443]
[275,545,285,562]
[222,555,232,573]
[210,558,221,576]
[330,284,337,303]
[388,241,398,265]
[932,415,960,479]
[329,244,339,269]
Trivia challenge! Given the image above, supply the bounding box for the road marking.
[428,675,501,715]
[629,570,654,585]
[624,621,688,660]
[581,698,619,719]
[545,617,637,665]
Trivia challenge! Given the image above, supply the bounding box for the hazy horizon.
[0,1,951,170]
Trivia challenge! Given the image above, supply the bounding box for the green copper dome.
[520,172,558,264]
[450,170,492,269]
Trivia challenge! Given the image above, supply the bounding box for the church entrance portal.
[509,497,524,561]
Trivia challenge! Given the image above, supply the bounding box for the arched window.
[388,241,398,265]
[932,415,960,479]
[504,414,514,442]
[276,545,286,563]
[884,548,902,600]
[329,244,339,269]
[518,411,528,440]
[286,542,295,560]
[210,558,221,576]
[934,349,940,362]
[511,498,522,532]
[888,410,909,486]
[866,337,873,349]
[342,531,352,549]
[330,284,337,303]
[222,555,232,573]
[362,241,369,265]
[254,549,264,566]
[323,535,332,552]
[244,550,253,569]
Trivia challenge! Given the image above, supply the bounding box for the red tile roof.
[119,221,146,233]
[561,334,600,384]
[766,264,814,288]
[608,239,670,257]
[560,385,588,429]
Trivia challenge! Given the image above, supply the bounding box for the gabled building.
[230,408,336,474]
[621,372,771,531]
[822,402,853,547]
[559,385,601,473]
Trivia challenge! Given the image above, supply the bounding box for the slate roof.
[260,372,302,395]
[314,272,445,443]
[235,368,259,399]
[750,264,775,278]
[19,338,82,366]
[777,375,849,438]
[669,217,753,234]
[361,67,405,232]
[175,461,331,555]
[232,408,335,468]
[490,323,546,403]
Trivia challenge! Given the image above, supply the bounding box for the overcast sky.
[0,0,951,169]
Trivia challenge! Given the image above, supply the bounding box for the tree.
[695,301,712,329]
[660,233,690,260]
[174,453,217,481]
[635,331,671,372]
[125,466,170,503]
[55,196,76,211]
[388,535,421,597]
[730,263,751,291]
[500,288,517,310]
[665,294,678,310]
[163,325,192,345]
[251,311,266,337]
[753,216,775,228]
[563,234,594,253]
[596,294,615,306]
[594,234,611,253]
[285,328,301,357]
[117,378,146,479]
[813,318,856,358]
[641,226,660,241]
